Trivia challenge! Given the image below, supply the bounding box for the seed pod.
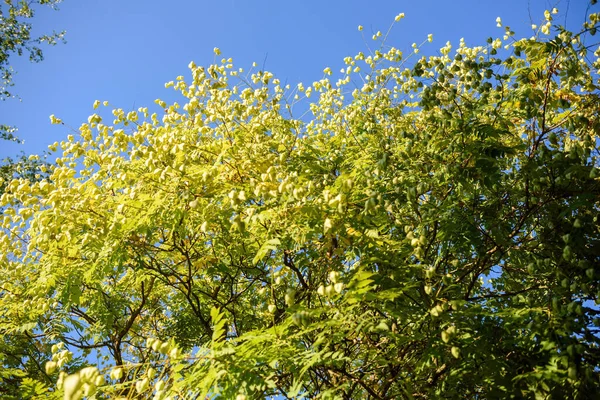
[110,367,123,381]
[285,289,296,306]
[327,270,338,282]
[63,374,82,400]
[451,346,461,358]
[94,375,105,386]
[169,347,180,359]
[325,285,334,297]
[441,331,450,343]
[82,383,95,397]
[586,268,594,279]
[136,377,149,394]
[159,342,170,354]
[45,361,57,375]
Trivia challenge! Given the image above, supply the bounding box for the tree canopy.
[1,6,600,399]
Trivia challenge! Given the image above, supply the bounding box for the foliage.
[0,0,65,101]
[0,152,48,193]
[1,0,65,140]
[0,3,61,393]
[0,155,51,399]
[1,6,600,400]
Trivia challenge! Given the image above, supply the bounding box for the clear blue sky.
[1,0,591,159]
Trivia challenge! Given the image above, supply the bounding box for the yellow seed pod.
[147,367,156,379]
[151,340,162,352]
[155,380,166,392]
[285,289,296,306]
[159,342,170,354]
[82,383,96,397]
[325,285,334,297]
[45,361,57,375]
[334,282,344,293]
[63,374,82,400]
[451,346,461,359]
[136,377,150,394]
[94,375,105,386]
[441,331,450,343]
[317,285,326,296]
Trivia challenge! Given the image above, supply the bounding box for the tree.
[1,0,65,140]
[0,0,63,191]
[0,3,63,396]
[1,6,599,399]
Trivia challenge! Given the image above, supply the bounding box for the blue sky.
[1,0,591,159]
